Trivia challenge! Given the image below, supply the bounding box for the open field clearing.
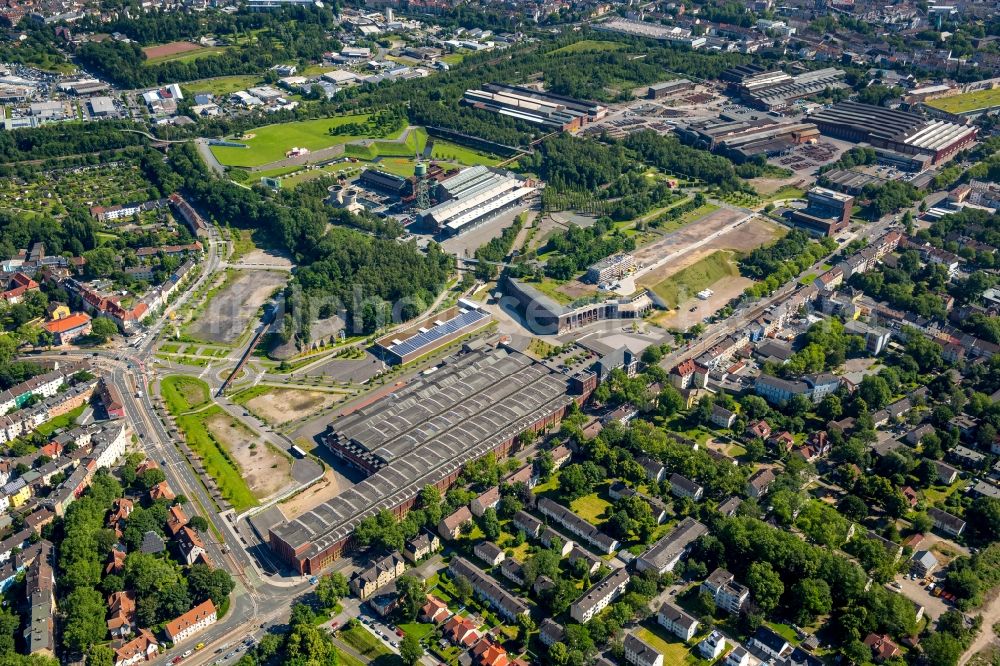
[926,87,1000,114]
[642,250,739,307]
[637,214,784,288]
[280,464,354,520]
[161,376,262,511]
[161,375,211,413]
[430,139,503,166]
[549,40,626,54]
[143,41,229,65]
[635,627,711,665]
[631,205,745,267]
[185,270,286,344]
[342,126,427,160]
[241,387,345,426]
[143,41,202,59]
[203,410,292,499]
[175,407,258,512]
[210,114,396,167]
[183,75,263,96]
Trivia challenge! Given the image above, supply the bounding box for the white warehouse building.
[419,166,536,236]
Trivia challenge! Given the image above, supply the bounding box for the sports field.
[210,114,389,167]
[926,87,1000,114]
[143,41,230,66]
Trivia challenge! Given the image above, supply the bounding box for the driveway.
[891,578,950,621]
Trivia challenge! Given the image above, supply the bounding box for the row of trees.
[740,230,837,298]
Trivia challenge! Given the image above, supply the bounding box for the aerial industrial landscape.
[1,1,1000,665]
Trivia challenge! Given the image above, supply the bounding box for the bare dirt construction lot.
[246,388,344,426]
[142,41,202,59]
[649,273,754,330]
[187,270,287,344]
[204,411,293,499]
[640,216,783,329]
[631,206,747,267]
[228,249,294,271]
[279,463,354,520]
[639,216,783,288]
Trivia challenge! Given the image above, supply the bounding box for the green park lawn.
[210,114,385,167]
[635,626,711,666]
[35,404,86,437]
[927,87,1000,114]
[767,621,800,645]
[334,649,366,666]
[762,185,806,203]
[161,375,211,413]
[549,40,626,54]
[570,485,612,525]
[343,126,427,160]
[658,202,720,234]
[923,479,966,507]
[339,624,393,659]
[430,139,503,166]
[161,375,256,513]
[399,622,435,641]
[641,250,740,308]
[183,75,263,96]
[174,406,258,513]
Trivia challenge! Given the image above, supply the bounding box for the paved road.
[655,214,900,372]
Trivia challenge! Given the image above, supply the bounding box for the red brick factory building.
[268,344,595,574]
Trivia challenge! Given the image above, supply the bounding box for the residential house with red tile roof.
[107,590,136,639]
[42,312,92,345]
[166,505,189,537]
[863,633,900,661]
[149,481,175,502]
[164,600,217,643]
[420,595,450,624]
[113,628,158,665]
[442,615,479,647]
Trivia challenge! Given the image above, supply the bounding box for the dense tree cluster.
[740,230,837,298]
[542,218,635,280]
[850,249,950,319]
[920,208,1000,269]
[623,131,751,193]
[693,515,922,658]
[0,123,146,163]
[861,180,921,219]
[77,6,341,88]
[236,603,342,666]
[54,462,233,657]
[165,144,453,334]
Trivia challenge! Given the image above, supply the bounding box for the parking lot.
[891,575,951,621]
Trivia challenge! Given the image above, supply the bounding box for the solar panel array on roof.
[387,308,489,359]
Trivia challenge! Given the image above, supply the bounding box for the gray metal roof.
[272,348,576,558]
